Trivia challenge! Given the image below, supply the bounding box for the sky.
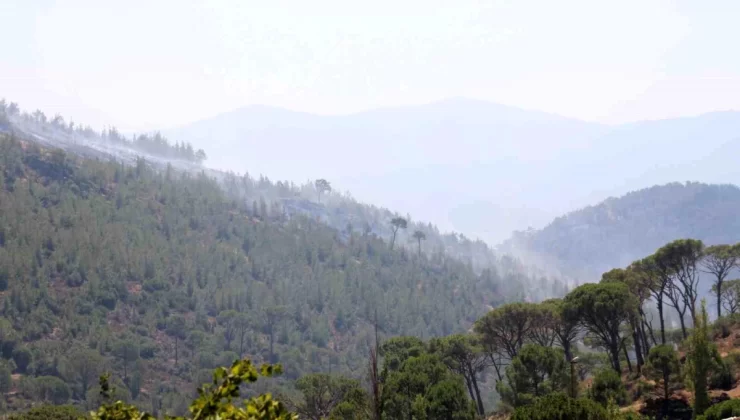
[2,0,740,131]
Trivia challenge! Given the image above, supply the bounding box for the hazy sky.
[2,0,740,131]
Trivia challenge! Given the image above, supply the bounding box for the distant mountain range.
[501,182,740,282]
[163,98,740,244]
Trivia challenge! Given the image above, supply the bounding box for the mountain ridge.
[501,181,740,281]
[163,99,740,244]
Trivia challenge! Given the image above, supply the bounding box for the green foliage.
[291,373,367,420]
[510,393,609,420]
[8,404,87,420]
[424,378,477,420]
[12,347,32,373]
[702,244,739,318]
[541,298,581,362]
[686,301,716,417]
[474,302,540,359]
[697,398,740,420]
[90,359,296,420]
[8,105,740,420]
[645,344,680,399]
[655,238,704,325]
[0,135,517,411]
[380,351,475,420]
[588,369,627,407]
[716,279,740,317]
[379,336,426,374]
[573,351,611,381]
[325,386,370,420]
[0,363,11,394]
[497,344,568,408]
[563,282,637,372]
[34,375,72,404]
[428,334,487,415]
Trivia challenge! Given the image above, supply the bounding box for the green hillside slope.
[0,134,521,414]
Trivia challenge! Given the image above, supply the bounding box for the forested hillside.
[503,182,740,279]
[0,133,534,414]
[2,98,565,303]
[0,99,207,164]
[7,105,740,419]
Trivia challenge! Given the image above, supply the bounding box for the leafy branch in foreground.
[90,359,297,420]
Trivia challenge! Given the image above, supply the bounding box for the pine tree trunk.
[663,369,669,400]
[658,300,666,344]
[622,342,633,373]
[678,312,687,339]
[717,285,723,319]
[463,375,475,404]
[631,318,644,373]
[563,339,573,364]
[470,368,485,415]
[610,342,621,373]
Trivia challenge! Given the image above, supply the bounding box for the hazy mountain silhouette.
[165,98,740,243]
[501,182,740,286]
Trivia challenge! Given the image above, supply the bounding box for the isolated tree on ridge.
[315,179,331,203]
[389,217,407,250]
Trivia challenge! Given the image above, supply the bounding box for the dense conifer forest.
[4,103,740,420]
[0,133,526,416]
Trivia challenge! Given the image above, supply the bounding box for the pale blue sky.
[2,0,740,131]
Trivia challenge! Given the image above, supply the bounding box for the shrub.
[8,404,85,420]
[646,344,681,399]
[712,316,733,339]
[724,350,740,378]
[497,344,568,407]
[34,375,71,405]
[89,358,296,420]
[697,398,740,420]
[709,361,734,390]
[139,341,157,360]
[12,346,32,373]
[511,393,608,420]
[589,368,628,406]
